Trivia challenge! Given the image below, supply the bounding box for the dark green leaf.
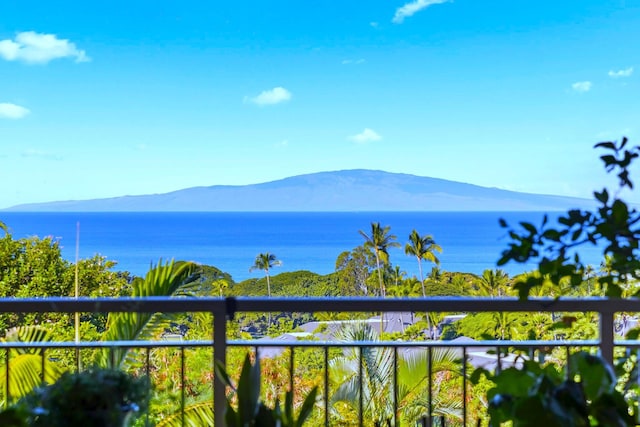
[594,141,616,150]
[295,387,318,427]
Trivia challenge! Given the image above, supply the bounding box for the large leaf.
[97,260,198,368]
[0,326,64,403]
[569,352,615,401]
[155,401,214,427]
[236,354,261,424]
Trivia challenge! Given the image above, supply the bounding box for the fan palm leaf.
[330,324,463,424]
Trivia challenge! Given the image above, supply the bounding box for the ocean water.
[0,212,604,281]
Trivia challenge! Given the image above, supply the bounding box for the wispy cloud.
[370,22,379,28]
[608,67,633,78]
[349,128,382,144]
[596,128,633,139]
[572,81,592,93]
[21,148,62,161]
[392,0,450,24]
[0,102,30,119]
[342,58,366,65]
[245,87,292,106]
[0,31,89,64]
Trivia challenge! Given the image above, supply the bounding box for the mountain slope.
[4,169,594,212]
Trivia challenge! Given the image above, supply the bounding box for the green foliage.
[498,137,640,298]
[97,260,200,369]
[232,270,338,297]
[154,400,213,427]
[330,322,463,425]
[0,405,29,427]
[0,327,64,405]
[0,232,129,334]
[475,137,640,425]
[474,351,635,426]
[215,354,318,427]
[334,246,375,296]
[18,367,149,427]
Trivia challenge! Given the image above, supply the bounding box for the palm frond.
[98,260,198,368]
[155,401,214,427]
[0,326,64,401]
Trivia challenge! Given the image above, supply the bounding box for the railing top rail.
[0,339,606,349]
[0,296,637,314]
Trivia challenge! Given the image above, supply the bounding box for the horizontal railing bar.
[0,297,226,313]
[230,339,602,348]
[0,340,215,349]
[0,339,619,349]
[231,297,631,312]
[0,296,636,314]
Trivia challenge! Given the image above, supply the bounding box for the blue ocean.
[0,212,604,281]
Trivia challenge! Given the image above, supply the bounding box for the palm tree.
[212,278,228,297]
[404,230,442,298]
[249,252,282,298]
[359,223,400,297]
[330,323,462,425]
[475,269,509,297]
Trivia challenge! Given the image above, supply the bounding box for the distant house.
[256,315,525,370]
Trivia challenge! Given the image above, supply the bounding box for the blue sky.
[0,0,638,208]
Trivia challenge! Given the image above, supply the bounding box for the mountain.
[3,169,595,212]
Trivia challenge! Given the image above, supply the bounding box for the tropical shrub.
[215,353,318,427]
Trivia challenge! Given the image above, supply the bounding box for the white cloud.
[245,87,292,106]
[0,102,30,119]
[572,81,592,93]
[608,67,633,78]
[0,31,90,64]
[370,22,379,28]
[349,128,382,144]
[21,148,62,160]
[392,0,450,24]
[342,58,366,65]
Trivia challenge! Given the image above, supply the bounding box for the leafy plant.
[473,351,635,426]
[20,367,150,427]
[215,354,318,427]
[498,137,640,299]
[475,137,640,425]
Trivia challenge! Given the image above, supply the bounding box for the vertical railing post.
[600,309,615,366]
[214,302,228,427]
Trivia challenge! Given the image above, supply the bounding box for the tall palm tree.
[249,252,282,298]
[359,223,399,297]
[404,230,442,298]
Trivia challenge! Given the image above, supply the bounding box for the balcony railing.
[0,296,637,426]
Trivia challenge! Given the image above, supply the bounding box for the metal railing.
[0,296,637,426]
